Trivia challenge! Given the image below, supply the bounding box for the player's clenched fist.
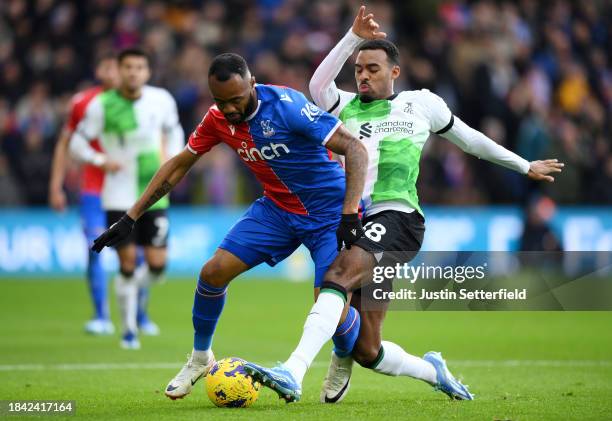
[92,214,135,252]
[336,213,365,251]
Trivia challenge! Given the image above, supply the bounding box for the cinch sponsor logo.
[237,141,290,162]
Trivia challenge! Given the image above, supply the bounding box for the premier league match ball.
[205,357,261,408]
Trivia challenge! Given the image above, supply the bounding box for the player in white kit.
[70,48,184,349]
[245,6,563,403]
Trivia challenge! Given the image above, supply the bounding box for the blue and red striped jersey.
[188,84,346,215]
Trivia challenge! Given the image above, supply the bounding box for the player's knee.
[200,259,231,288]
[143,263,166,286]
[352,340,381,367]
[323,262,361,292]
[120,267,135,278]
[146,253,167,274]
[149,264,166,276]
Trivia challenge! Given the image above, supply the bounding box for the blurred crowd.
[0,0,610,207]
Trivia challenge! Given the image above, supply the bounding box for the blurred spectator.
[15,81,57,138]
[0,99,22,205]
[519,196,562,251]
[0,0,610,207]
[17,125,53,205]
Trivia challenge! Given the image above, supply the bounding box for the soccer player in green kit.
[245,6,564,403]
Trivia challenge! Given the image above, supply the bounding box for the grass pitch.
[0,278,611,420]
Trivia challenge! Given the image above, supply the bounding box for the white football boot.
[165,350,216,400]
[119,331,140,350]
[320,351,354,403]
[84,319,115,335]
[138,320,160,336]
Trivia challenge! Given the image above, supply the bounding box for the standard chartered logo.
[374,120,414,135]
[359,120,415,138]
[237,141,290,162]
[359,122,372,139]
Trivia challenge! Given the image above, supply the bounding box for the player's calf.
[192,278,227,350]
[114,267,139,349]
[352,342,382,368]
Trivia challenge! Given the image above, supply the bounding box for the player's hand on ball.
[352,5,387,40]
[91,214,135,253]
[527,159,564,182]
[336,213,364,251]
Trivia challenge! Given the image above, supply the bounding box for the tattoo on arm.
[327,126,368,214]
[342,139,368,214]
[142,180,173,210]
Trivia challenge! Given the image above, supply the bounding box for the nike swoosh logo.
[166,384,179,392]
[324,376,350,403]
[191,373,204,386]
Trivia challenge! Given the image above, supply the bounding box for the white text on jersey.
[237,141,290,162]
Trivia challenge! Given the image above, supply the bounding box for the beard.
[243,91,257,117]
[359,93,375,103]
[226,91,258,123]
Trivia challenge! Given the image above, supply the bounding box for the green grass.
[0,279,611,420]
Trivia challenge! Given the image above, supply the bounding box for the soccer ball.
[205,357,260,408]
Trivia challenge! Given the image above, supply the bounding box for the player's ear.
[391,65,400,80]
[250,76,256,88]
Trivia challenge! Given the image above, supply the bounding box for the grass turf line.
[0,279,610,420]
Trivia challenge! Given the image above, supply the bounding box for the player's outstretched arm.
[48,128,71,211]
[422,90,564,181]
[128,148,199,220]
[441,116,564,181]
[326,125,369,249]
[309,6,385,111]
[91,148,199,252]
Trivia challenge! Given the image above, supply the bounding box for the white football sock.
[284,291,345,385]
[114,273,138,335]
[191,348,213,365]
[373,341,437,384]
[134,264,165,287]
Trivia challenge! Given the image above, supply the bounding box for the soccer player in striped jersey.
[245,6,564,403]
[70,48,185,349]
[49,54,119,335]
[90,53,368,399]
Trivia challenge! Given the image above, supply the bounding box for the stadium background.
[0,0,610,277]
[0,1,611,420]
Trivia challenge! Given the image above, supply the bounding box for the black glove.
[336,213,364,251]
[92,214,135,253]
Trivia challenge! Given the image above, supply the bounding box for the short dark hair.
[208,53,249,81]
[95,51,116,65]
[118,47,150,65]
[358,39,400,65]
